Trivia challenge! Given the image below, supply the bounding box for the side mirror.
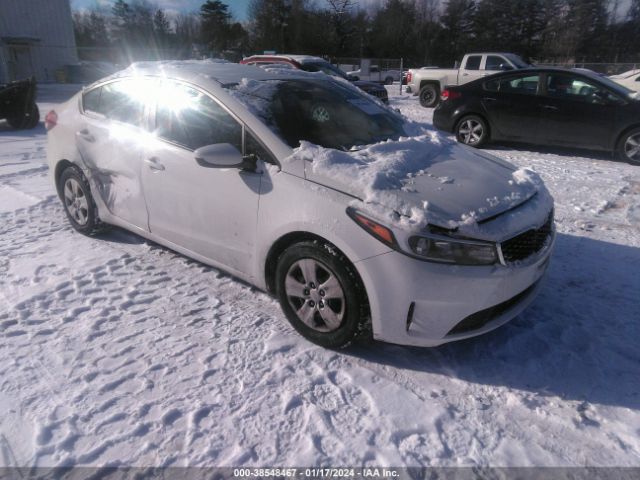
[499,64,513,71]
[194,143,256,171]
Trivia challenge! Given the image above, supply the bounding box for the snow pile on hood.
[288,135,551,234]
[289,134,445,228]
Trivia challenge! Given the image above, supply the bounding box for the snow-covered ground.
[0,84,638,469]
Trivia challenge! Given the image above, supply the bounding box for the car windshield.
[232,79,405,151]
[504,54,530,69]
[299,62,349,80]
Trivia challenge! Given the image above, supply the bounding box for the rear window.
[100,81,146,127]
[82,79,150,128]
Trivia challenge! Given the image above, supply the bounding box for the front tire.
[618,127,640,166]
[59,166,105,235]
[384,76,394,85]
[456,115,489,148]
[419,84,439,108]
[275,241,367,348]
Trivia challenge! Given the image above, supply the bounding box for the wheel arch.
[455,112,492,140]
[53,159,77,200]
[419,79,441,92]
[264,231,369,313]
[613,123,640,152]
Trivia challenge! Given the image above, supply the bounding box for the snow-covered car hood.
[293,135,540,230]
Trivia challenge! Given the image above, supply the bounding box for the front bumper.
[355,233,554,347]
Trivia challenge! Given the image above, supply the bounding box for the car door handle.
[483,97,497,102]
[144,157,165,171]
[76,129,95,143]
[462,73,469,76]
[543,105,559,111]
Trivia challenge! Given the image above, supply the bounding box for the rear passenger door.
[482,73,543,141]
[77,78,152,230]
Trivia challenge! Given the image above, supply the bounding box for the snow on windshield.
[228,77,282,130]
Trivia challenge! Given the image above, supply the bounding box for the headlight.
[347,208,498,266]
[408,235,498,265]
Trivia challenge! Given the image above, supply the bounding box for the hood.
[353,80,386,92]
[295,135,539,229]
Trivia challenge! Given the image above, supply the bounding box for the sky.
[71,0,254,21]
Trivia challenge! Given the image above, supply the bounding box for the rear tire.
[617,127,640,166]
[455,115,489,148]
[275,240,367,349]
[419,84,439,108]
[7,103,39,129]
[384,76,394,85]
[59,166,106,235]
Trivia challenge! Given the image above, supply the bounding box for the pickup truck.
[347,65,401,85]
[406,53,530,107]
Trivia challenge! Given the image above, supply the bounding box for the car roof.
[100,59,312,87]
[243,54,326,65]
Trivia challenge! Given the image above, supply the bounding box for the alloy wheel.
[284,258,345,332]
[63,178,89,226]
[624,133,640,162]
[459,119,484,145]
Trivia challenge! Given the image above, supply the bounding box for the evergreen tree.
[200,0,232,53]
[437,0,476,65]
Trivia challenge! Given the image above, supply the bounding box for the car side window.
[156,81,242,151]
[99,80,147,127]
[545,74,617,104]
[245,131,277,165]
[82,87,101,114]
[465,56,481,70]
[485,74,540,95]
[485,55,507,71]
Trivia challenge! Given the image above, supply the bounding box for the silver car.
[46,61,555,348]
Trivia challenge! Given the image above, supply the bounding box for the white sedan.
[45,61,555,348]
[610,68,640,92]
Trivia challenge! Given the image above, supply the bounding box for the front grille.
[447,282,538,336]
[500,212,553,263]
[372,90,388,99]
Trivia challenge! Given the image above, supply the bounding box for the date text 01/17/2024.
[232,468,400,478]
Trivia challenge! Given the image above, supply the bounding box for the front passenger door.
[537,73,617,149]
[141,80,263,276]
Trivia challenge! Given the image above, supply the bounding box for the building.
[0,0,78,83]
